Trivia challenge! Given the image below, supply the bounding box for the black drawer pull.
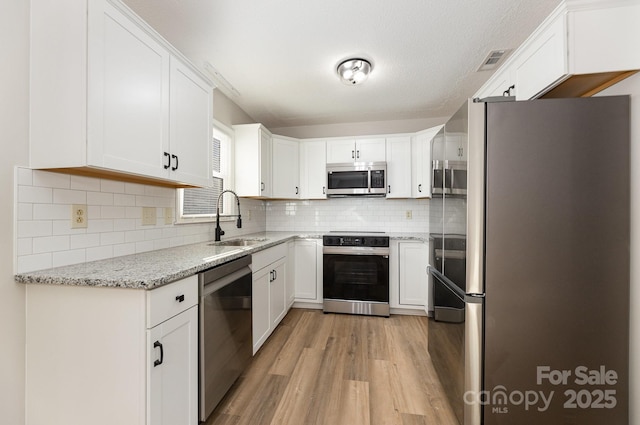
[171,154,179,171]
[175,294,185,303]
[163,152,170,169]
[153,341,163,367]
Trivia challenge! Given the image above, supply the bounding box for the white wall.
[212,89,256,128]
[597,72,640,425]
[0,1,29,424]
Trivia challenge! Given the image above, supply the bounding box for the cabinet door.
[356,138,386,162]
[272,136,300,198]
[326,139,356,163]
[385,136,412,198]
[412,126,440,198]
[252,267,271,354]
[260,129,272,197]
[88,1,170,178]
[269,258,287,328]
[398,242,429,306]
[286,242,296,307]
[299,140,327,199]
[294,240,319,301]
[148,305,198,425]
[514,15,567,100]
[169,57,212,187]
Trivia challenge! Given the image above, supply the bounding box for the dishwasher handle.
[201,266,252,297]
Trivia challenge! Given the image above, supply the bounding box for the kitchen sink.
[208,238,267,247]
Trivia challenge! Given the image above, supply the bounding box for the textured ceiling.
[122,0,563,129]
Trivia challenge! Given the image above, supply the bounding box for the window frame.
[175,119,236,224]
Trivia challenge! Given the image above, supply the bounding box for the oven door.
[323,247,389,303]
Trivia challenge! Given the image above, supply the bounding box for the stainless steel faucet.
[215,190,242,241]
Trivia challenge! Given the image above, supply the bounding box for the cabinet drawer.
[147,275,198,328]
[252,243,288,272]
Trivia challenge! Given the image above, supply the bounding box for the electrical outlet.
[142,207,157,226]
[164,207,174,225]
[406,210,412,219]
[71,204,88,229]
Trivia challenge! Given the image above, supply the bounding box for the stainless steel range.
[322,232,390,317]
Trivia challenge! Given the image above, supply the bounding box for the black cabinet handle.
[503,84,515,97]
[388,185,391,194]
[175,294,185,303]
[418,184,422,193]
[351,150,355,159]
[269,270,274,282]
[273,269,277,280]
[163,152,170,169]
[295,186,299,195]
[171,154,178,171]
[153,341,163,367]
[322,186,326,195]
[356,150,360,159]
[261,182,265,191]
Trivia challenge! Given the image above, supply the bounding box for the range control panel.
[323,234,389,247]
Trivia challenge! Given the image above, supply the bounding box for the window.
[176,121,234,223]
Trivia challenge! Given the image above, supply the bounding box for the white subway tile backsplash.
[52,249,86,268]
[32,171,70,189]
[17,167,33,185]
[100,232,125,246]
[86,246,113,262]
[87,191,114,206]
[33,204,70,220]
[33,235,70,254]
[70,175,101,191]
[15,167,269,274]
[18,220,52,238]
[18,253,52,273]
[100,206,125,219]
[53,189,86,204]
[114,194,136,206]
[19,186,53,203]
[17,203,33,220]
[100,179,125,194]
[70,233,101,250]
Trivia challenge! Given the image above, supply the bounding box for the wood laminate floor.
[204,308,458,425]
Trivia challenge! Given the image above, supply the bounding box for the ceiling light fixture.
[337,58,372,85]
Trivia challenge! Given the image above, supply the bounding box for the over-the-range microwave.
[326,162,387,197]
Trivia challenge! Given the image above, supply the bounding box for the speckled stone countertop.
[15,231,429,290]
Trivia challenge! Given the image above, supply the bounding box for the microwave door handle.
[367,167,371,193]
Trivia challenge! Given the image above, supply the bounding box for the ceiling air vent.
[477,49,510,72]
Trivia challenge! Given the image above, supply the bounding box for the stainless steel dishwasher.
[198,255,252,422]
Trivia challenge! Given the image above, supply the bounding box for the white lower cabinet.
[293,239,323,304]
[398,241,429,307]
[148,306,198,425]
[251,243,288,354]
[25,275,199,425]
[390,240,429,311]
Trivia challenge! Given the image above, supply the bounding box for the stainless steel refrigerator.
[428,96,630,425]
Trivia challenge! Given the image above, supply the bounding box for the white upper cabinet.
[271,135,300,199]
[30,0,213,187]
[385,136,412,199]
[234,124,272,198]
[168,58,213,187]
[412,126,441,198]
[299,140,327,199]
[326,138,386,163]
[475,0,640,101]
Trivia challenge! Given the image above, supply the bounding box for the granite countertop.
[15,231,428,290]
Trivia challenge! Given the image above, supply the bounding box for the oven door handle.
[323,246,390,256]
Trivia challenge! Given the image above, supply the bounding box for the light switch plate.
[142,207,157,226]
[164,207,174,225]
